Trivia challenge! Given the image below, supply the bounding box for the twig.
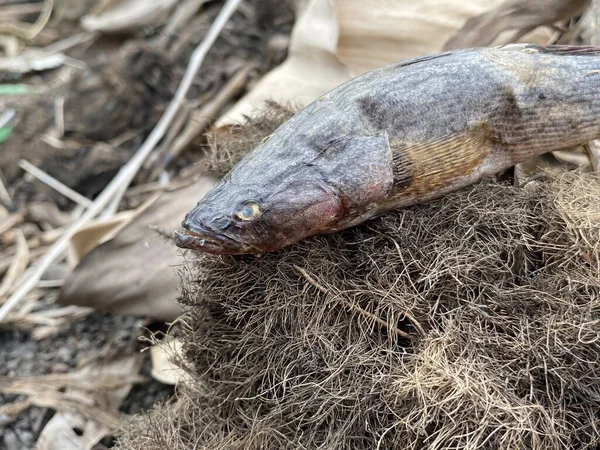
[0,0,243,323]
[0,169,12,207]
[0,0,53,41]
[41,31,99,55]
[161,0,209,48]
[0,212,23,236]
[19,160,93,208]
[53,96,65,138]
[0,230,29,301]
[293,265,416,341]
[0,108,16,129]
[150,66,251,179]
[37,279,64,288]
[25,0,53,41]
[0,3,44,19]
[141,103,191,179]
[0,246,48,277]
[124,178,196,197]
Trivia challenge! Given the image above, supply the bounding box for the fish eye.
[234,202,261,221]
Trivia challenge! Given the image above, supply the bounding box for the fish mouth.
[174,226,256,255]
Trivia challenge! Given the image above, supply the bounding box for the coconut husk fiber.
[117,105,600,450]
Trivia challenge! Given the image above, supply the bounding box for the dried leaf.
[81,0,178,33]
[66,213,134,267]
[150,337,189,385]
[33,353,144,450]
[218,0,553,125]
[67,193,160,267]
[444,0,589,50]
[59,176,217,320]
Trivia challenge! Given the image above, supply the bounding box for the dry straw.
[118,106,600,450]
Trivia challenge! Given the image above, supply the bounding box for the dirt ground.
[0,1,294,448]
[1,314,173,450]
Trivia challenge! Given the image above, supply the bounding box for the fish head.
[175,171,343,254]
[175,115,394,255]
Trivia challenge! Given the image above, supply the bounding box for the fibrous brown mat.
[118,107,600,450]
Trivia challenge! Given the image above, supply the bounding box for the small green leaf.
[0,84,29,95]
[0,127,12,144]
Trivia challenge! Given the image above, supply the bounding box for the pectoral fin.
[390,126,496,197]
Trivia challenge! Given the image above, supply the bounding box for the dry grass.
[117,107,600,450]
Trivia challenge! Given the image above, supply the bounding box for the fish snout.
[182,204,232,234]
[176,206,249,254]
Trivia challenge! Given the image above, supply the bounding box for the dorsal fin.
[501,44,600,56]
[395,52,452,68]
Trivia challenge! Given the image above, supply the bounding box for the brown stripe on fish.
[390,125,494,198]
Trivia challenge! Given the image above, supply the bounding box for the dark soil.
[0,312,174,450]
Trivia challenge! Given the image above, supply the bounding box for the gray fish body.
[177,45,600,254]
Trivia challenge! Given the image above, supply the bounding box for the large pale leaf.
[444,0,589,50]
[334,0,553,76]
[219,0,553,125]
[58,177,217,320]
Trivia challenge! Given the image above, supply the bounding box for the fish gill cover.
[118,104,600,450]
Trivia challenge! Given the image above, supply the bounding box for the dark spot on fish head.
[357,96,389,130]
[538,92,546,100]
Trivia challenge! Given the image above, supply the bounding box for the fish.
[175,44,600,255]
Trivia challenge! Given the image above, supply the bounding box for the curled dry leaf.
[81,0,179,33]
[150,337,190,385]
[67,193,160,267]
[66,212,136,267]
[444,0,590,50]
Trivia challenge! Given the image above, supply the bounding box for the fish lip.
[174,227,255,255]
